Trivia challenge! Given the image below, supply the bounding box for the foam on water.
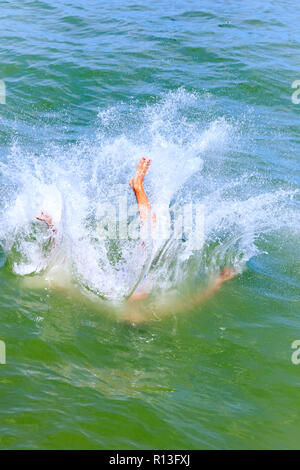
[0,90,298,301]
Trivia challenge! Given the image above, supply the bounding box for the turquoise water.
[0,0,300,449]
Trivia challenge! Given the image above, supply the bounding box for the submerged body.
[33,157,235,323]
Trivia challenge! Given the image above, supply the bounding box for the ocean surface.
[0,0,300,449]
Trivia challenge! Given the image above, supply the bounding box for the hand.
[36,211,57,234]
[220,267,236,282]
[36,211,53,227]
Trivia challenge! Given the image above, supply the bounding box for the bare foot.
[129,157,152,192]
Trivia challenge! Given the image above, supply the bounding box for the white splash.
[0,89,298,300]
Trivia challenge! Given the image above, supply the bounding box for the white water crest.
[0,89,299,300]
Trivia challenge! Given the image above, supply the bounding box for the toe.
[140,157,151,177]
[136,157,146,175]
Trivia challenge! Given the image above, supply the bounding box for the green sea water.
[0,0,300,450]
